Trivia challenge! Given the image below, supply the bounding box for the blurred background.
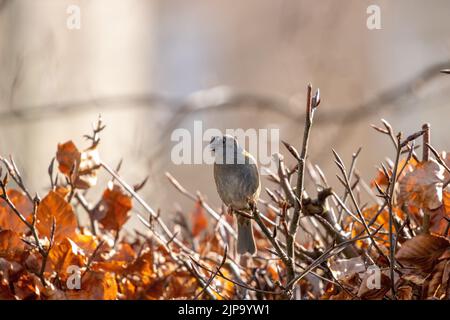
[1,0,450,230]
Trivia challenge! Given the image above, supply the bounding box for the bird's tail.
[237,216,257,256]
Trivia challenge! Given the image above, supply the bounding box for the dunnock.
[209,135,260,255]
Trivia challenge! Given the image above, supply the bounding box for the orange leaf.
[397,285,414,300]
[117,278,136,299]
[395,234,450,272]
[0,189,33,233]
[0,230,27,261]
[429,190,450,235]
[56,141,100,189]
[36,191,78,242]
[92,243,136,273]
[71,232,99,256]
[126,249,155,286]
[0,282,15,300]
[398,159,445,210]
[66,271,118,300]
[57,141,80,175]
[113,242,136,263]
[97,184,132,231]
[13,272,44,300]
[371,157,418,188]
[47,238,86,280]
[191,200,208,237]
[350,205,404,250]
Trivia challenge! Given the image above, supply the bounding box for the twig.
[386,133,402,299]
[191,256,283,295]
[81,240,106,280]
[286,85,318,294]
[101,161,194,255]
[286,225,384,289]
[0,156,33,201]
[165,172,237,238]
[74,192,97,235]
[193,246,228,299]
[332,149,386,263]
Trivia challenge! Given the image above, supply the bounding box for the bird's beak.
[209,137,215,152]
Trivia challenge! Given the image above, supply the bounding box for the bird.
[209,135,260,255]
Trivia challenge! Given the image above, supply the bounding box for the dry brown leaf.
[56,141,100,189]
[36,191,78,242]
[402,273,426,286]
[113,242,136,263]
[371,157,419,188]
[54,186,70,198]
[397,285,414,300]
[57,140,80,175]
[424,259,450,299]
[164,270,198,299]
[13,272,44,300]
[0,189,33,233]
[395,234,450,272]
[321,284,354,300]
[42,283,68,300]
[0,230,27,262]
[92,242,136,273]
[97,184,132,231]
[398,159,445,210]
[0,281,15,300]
[47,237,86,279]
[351,205,404,250]
[66,271,118,300]
[191,200,208,237]
[126,250,155,286]
[357,272,391,300]
[117,277,136,300]
[71,232,99,256]
[430,189,450,235]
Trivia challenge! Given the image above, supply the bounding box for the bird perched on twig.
[209,135,260,256]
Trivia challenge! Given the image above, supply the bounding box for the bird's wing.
[242,151,260,198]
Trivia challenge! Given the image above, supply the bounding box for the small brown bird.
[209,135,260,255]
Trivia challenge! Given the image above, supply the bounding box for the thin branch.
[193,246,228,300]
